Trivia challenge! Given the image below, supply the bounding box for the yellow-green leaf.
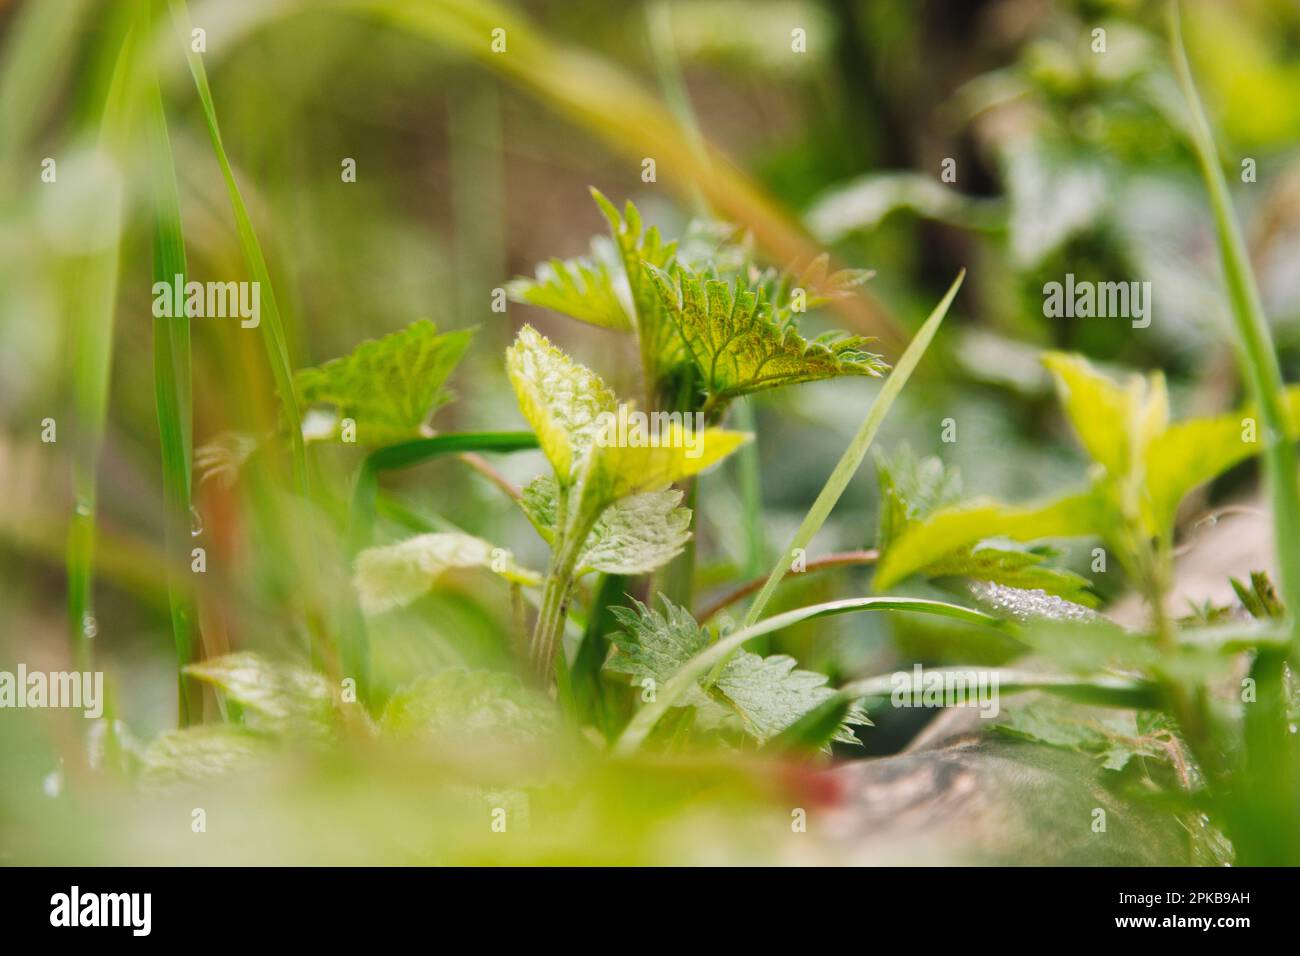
[576,413,749,515]
[1043,352,1167,478]
[874,487,1107,591]
[353,532,541,616]
[505,325,615,481]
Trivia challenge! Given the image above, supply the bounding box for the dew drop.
[189,506,203,537]
[82,615,97,639]
[42,769,63,798]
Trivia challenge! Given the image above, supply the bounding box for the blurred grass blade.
[613,594,998,755]
[67,24,140,673]
[145,68,200,725]
[740,271,965,630]
[166,0,309,495]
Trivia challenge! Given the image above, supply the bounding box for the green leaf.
[607,597,868,746]
[576,413,749,517]
[521,476,692,575]
[353,532,541,616]
[874,487,1107,592]
[294,320,472,445]
[992,697,1163,773]
[649,265,887,405]
[506,251,629,330]
[379,668,555,745]
[875,446,964,552]
[590,189,680,368]
[183,652,337,737]
[713,649,867,746]
[506,324,615,482]
[606,597,721,718]
[1042,351,1167,480]
[1143,386,1300,530]
[138,725,274,794]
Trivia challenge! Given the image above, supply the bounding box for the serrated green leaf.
[590,189,682,369]
[379,668,555,745]
[992,697,1162,773]
[576,413,749,515]
[521,475,692,575]
[606,597,861,745]
[184,652,336,737]
[506,324,615,482]
[875,448,1096,603]
[353,532,541,616]
[294,320,472,445]
[714,650,866,745]
[874,487,1107,591]
[506,250,629,330]
[138,725,274,794]
[649,265,887,405]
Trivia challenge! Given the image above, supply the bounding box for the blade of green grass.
[166,0,309,497]
[739,271,965,631]
[612,594,1000,755]
[67,23,140,674]
[145,67,201,726]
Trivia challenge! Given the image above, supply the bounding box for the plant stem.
[698,549,879,623]
[529,525,588,681]
[1169,0,1300,861]
[1168,2,1300,640]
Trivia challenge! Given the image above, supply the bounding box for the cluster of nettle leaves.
[141,192,1297,789]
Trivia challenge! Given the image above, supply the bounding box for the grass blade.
[146,68,201,725]
[66,23,140,673]
[739,271,965,630]
[166,0,309,496]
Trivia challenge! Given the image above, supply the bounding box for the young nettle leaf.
[992,696,1167,773]
[294,320,473,445]
[648,264,887,413]
[506,248,630,331]
[521,476,692,575]
[875,448,1097,605]
[606,597,865,748]
[506,324,616,483]
[877,353,1300,592]
[506,325,748,677]
[575,413,750,518]
[1043,352,1168,487]
[590,189,685,374]
[353,532,541,616]
[184,652,339,738]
